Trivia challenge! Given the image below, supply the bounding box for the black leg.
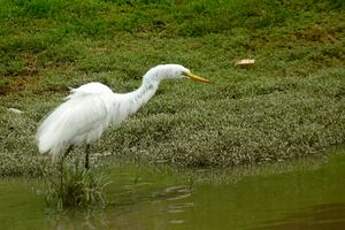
[64,145,73,159]
[85,144,90,170]
[60,146,73,196]
[60,158,64,196]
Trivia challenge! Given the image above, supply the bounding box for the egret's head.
[144,64,209,84]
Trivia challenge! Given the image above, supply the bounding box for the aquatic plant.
[44,161,110,209]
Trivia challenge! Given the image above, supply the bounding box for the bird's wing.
[37,83,116,156]
[66,82,113,100]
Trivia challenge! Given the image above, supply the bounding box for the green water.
[1,150,345,229]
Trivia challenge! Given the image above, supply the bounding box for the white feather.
[37,84,111,155]
[36,64,191,159]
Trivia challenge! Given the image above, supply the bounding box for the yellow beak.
[184,72,210,83]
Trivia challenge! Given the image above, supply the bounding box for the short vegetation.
[44,162,109,209]
[1,0,345,176]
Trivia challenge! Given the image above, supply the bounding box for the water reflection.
[50,184,194,229]
[256,203,345,230]
[1,151,345,229]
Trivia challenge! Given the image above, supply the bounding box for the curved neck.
[126,77,160,114]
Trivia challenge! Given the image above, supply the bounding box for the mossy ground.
[1,0,345,176]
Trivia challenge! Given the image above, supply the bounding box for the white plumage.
[36,64,209,164]
[37,82,113,155]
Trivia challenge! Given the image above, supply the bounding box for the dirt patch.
[293,24,338,43]
[0,75,40,95]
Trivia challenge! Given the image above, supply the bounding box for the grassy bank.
[1,0,345,176]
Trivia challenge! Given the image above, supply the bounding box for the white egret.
[36,64,209,169]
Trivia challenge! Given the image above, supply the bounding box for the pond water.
[1,148,345,229]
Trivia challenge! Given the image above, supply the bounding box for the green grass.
[44,163,109,209]
[0,0,345,176]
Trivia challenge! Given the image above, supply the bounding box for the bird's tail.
[36,103,72,160]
